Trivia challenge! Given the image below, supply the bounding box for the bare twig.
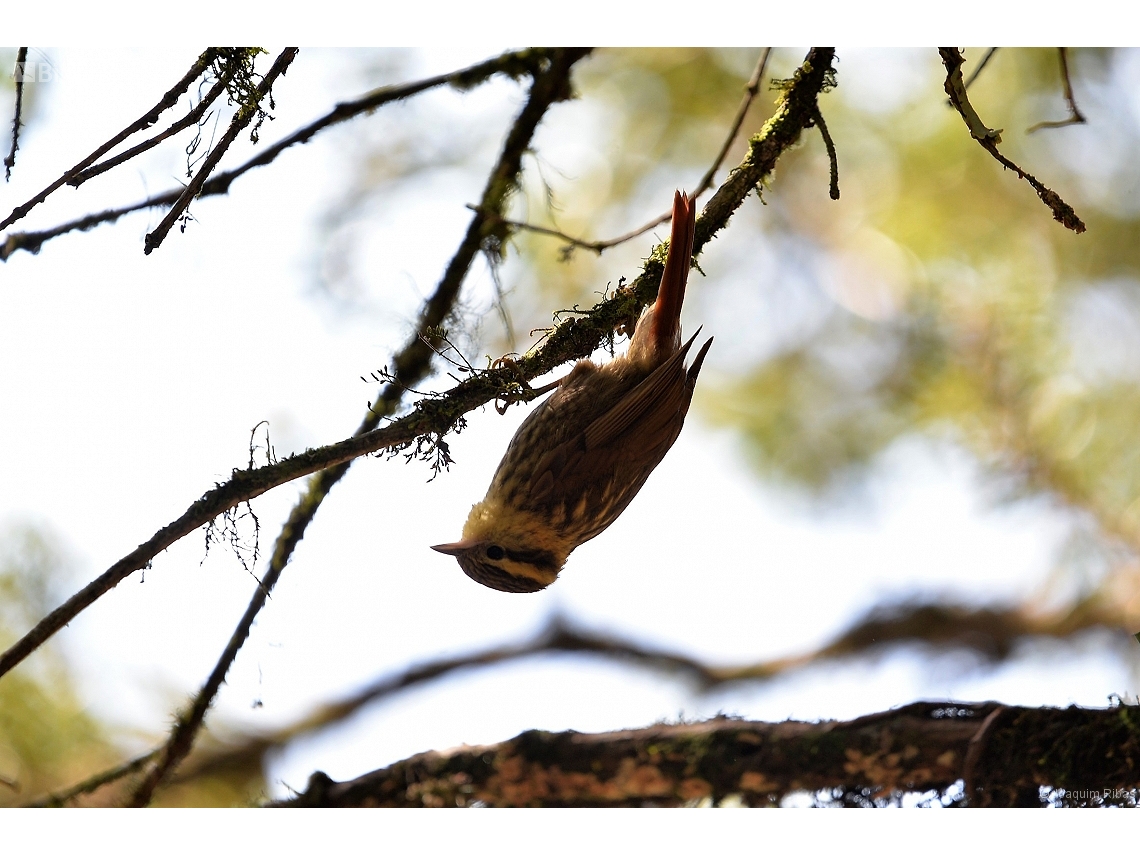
[0,48,568,262]
[498,47,774,257]
[963,47,999,90]
[0,48,837,686]
[1027,48,1087,133]
[143,49,298,255]
[4,47,28,181]
[939,47,1085,234]
[23,749,159,808]
[0,48,222,231]
[124,47,593,808]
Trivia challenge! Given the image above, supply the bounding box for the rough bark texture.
[273,701,1140,807]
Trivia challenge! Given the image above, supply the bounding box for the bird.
[432,190,712,592]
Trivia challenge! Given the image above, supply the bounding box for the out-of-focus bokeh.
[1,47,1138,806]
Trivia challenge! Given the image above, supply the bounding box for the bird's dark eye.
[486,545,506,561]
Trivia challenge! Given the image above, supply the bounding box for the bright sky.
[0,47,1132,802]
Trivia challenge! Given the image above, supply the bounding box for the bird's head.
[431,499,566,593]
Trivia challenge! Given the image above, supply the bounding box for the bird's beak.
[431,539,478,556]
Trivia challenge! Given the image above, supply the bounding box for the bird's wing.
[582,333,698,450]
[524,339,698,512]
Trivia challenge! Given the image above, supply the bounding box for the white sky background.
[0,47,1134,802]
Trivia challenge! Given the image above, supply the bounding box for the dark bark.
[274,702,1140,808]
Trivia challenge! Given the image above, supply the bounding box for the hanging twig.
[812,105,840,199]
[939,47,1085,234]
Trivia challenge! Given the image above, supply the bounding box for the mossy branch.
[272,701,1140,807]
[0,47,835,684]
[123,47,592,808]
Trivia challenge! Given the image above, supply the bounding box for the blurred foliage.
[0,524,117,805]
[0,524,268,805]
[701,48,1140,551]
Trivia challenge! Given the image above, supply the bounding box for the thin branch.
[812,105,840,199]
[22,749,159,808]
[694,47,773,201]
[939,47,1085,234]
[963,47,999,90]
[0,48,567,263]
[1027,48,1087,133]
[4,47,28,181]
[125,47,593,808]
[143,48,298,255]
[0,48,221,231]
[272,701,1140,807]
[184,596,1140,784]
[67,67,237,187]
[0,47,837,685]
[2,198,151,260]
[500,47,774,258]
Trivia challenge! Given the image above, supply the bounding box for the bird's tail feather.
[652,190,696,351]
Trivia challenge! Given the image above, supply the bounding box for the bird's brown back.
[489,331,707,548]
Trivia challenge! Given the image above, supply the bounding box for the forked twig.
[0,49,222,231]
[68,66,238,187]
[23,750,160,807]
[1027,48,1087,133]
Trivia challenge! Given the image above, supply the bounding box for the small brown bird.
[433,191,712,592]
